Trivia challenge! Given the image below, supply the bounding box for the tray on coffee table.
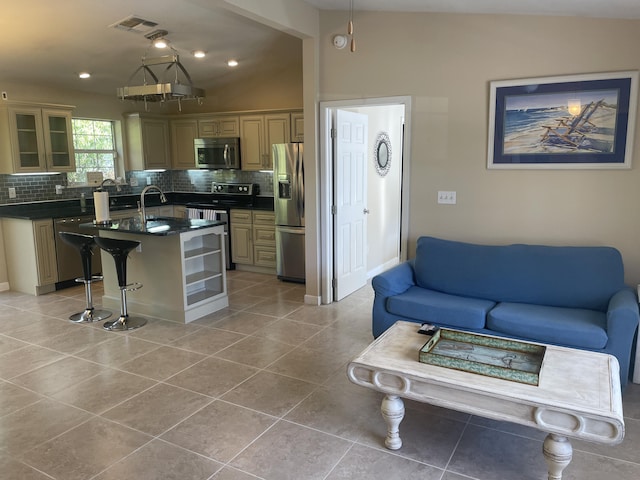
[419,328,546,385]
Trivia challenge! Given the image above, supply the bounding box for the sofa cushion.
[387,286,495,329]
[487,302,608,349]
[413,236,624,311]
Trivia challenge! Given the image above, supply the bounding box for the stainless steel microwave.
[194,137,241,169]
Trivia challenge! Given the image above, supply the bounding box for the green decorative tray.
[418,328,546,385]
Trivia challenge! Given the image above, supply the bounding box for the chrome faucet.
[98,178,122,192]
[140,185,167,221]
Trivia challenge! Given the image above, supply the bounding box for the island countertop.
[95,219,228,323]
[83,216,226,236]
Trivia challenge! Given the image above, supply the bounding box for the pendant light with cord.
[348,0,355,52]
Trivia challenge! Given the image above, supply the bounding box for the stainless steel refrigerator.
[272,143,305,283]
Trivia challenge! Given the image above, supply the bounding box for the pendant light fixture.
[348,0,356,52]
[116,30,205,111]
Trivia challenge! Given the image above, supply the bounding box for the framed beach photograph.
[487,71,638,169]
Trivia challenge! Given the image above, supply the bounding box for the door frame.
[319,96,412,304]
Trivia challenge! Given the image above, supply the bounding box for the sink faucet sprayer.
[140,185,167,221]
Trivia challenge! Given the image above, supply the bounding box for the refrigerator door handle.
[296,148,304,221]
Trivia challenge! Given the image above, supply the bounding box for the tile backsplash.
[0,170,274,205]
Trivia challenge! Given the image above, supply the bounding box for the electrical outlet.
[130,177,138,187]
[437,191,456,204]
[146,176,152,185]
[8,187,16,199]
[1,92,7,101]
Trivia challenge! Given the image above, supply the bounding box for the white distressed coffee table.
[347,321,625,480]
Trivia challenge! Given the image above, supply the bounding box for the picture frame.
[487,71,638,169]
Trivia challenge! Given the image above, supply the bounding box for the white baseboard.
[367,257,400,279]
[0,282,9,292]
[304,294,321,305]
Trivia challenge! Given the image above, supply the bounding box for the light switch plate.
[437,191,456,204]
[8,187,16,198]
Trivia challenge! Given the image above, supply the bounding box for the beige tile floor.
[0,270,639,480]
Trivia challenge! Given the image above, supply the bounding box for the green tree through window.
[69,119,116,183]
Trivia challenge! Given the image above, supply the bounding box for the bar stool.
[58,232,112,323]
[93,236,146,331]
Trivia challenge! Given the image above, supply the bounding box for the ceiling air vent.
[109,15,158,35]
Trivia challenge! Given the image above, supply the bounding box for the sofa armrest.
[605,288,639,386]
[607,288,639,333]
[372,261,416,297]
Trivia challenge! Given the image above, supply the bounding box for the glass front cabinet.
[0,104,75,173]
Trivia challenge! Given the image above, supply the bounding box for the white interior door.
[334,109,368,301]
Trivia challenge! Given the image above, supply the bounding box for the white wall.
[318,11,640,287]
[345,104,404,275]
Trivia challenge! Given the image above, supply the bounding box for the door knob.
[363,208,370,214]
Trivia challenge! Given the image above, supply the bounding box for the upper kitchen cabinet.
[198,116,239,138]
[125,113,170,170]
[0,103,75,174]
[240,113,290,171]
[170,119,198,170]
[290,111,304,142]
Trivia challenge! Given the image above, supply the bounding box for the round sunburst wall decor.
[374,131,392,177]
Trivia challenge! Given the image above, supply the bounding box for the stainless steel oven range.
[186,182,258,270]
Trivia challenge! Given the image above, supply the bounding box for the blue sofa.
[372,236,639,388]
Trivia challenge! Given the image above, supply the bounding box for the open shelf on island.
[185,270,222,286]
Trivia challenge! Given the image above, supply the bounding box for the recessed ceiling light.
[227,59,238,67]
[153,37,168,49]
[78,72,91,79]
[193,50,206,58]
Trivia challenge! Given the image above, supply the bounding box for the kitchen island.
[87,216,228,324]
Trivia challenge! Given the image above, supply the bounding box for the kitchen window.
[68,118,117,184]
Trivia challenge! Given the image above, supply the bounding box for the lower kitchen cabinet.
[173,205,187,219]
[230,209,276,272]
[252,211,276,268]
[230,209,253,265]
[2,218,58,295]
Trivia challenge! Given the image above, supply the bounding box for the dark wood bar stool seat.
[93,236,146,331]
[58,232,112,323]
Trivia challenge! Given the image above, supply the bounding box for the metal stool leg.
[94,236,146,332]
[58,231,111,323]
[103,282,146,331]
[70,275,111,323]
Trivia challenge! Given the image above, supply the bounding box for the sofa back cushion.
[414,236,625,311]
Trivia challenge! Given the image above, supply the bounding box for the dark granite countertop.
[83,217,226,236]
[0,192,274,220]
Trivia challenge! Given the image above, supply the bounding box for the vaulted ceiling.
[2,0,638,98]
